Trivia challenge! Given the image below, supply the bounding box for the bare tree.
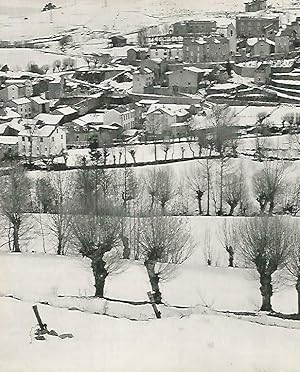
[223,170,245,216]
[287,226,300,315]
[0,166,32,252]
[73,207,121,298]
[144,168,160,210]
[35,177,55,213]
[156,168,176,214]
[235,217,291,311]
[138,214,193,303]
[218,220,235,267]
[203,228,215,266]
[253,161,287,215]
[201,159,213,216]
[187,162,206,215]
[207,105,237,157]
[46,173,75,255]
[161,142,171,161]
[121,168,138,210]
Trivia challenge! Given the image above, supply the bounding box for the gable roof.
[147,103,191,117]
[11,97,31,105]
[35,113,63,125]
[19,125,58,138]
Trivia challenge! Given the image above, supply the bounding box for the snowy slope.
[1,296,300,372]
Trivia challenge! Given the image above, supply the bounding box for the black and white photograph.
[0,0,300,371]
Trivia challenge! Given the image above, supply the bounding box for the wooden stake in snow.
[32,305,47,331]
[147,291,161,319]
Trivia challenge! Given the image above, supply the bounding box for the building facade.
[236,15,280,39]
[183,36,230,63]
[18,125,66,158]
[172,20,217,36]
[103,106,135,130]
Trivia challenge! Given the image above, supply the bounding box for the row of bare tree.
[0,164,193,304]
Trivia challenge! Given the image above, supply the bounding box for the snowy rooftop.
[55,106,77,116]
[11,97,31,105]
[147,103,191,116]
[30,96,49,105]
[35,114,63,125]
[19,125,57,138]
[0,136,18,145]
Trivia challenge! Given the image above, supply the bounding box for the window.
[40,137,43,142]
[22,136,25,141]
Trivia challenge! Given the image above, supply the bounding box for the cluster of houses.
[110,0,299,98]
[0,0,299,165]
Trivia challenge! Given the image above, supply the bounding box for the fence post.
[147,291,161,319]
[32,304,47,331]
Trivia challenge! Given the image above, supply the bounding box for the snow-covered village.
[1,0,300,370]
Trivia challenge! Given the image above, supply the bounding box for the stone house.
[145,103,192,135]
[10,97,32,118]
[166,66,211,94]
[245,0,267,12]
[254,63,272,84]
[248,37,275,56]
[132,67,155,94]
[148,44,183,62]
[103,106,135,130]
[183,36,230,63]
[109,35,127,47]
[217,22,237,55]
[18,124,66,158]
[127,47,148,64]
[236,15,280,39]
[30,96,50,117]
[172,20,217,36]
[140,58,169,84]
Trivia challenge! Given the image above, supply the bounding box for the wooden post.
[32,305,46,331]
[147,291,161,319]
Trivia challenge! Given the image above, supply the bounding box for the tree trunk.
[259,201,267,216]
[296,277,300,315]
[121,234,130,259]
[196,191,203,215]
[91,255,108,298]
[268,200,275,216]
[259,274,273,312]
[197,194,202,215]
[206,174,210,216]
[57,238,63,255]
[229,255,234,267]
[12,222,21,253]
[228,204,235,216]
[144,260,162,304]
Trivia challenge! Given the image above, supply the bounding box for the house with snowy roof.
[9,97,32,118]
[236,14,279,40]
[248,36,275,56]
[53,106,78,123]
[145,103,193,135]
[166,66,212,93]
[18,124,66,158]
[149,44,183,62]
[183,36,230,63]
[103,106,135,130]
[34,113,64,126]
[30,96,50,117]
[132,67,155,94]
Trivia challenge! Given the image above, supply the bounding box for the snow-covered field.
[0,48,86,72]
[1,214,300,371]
